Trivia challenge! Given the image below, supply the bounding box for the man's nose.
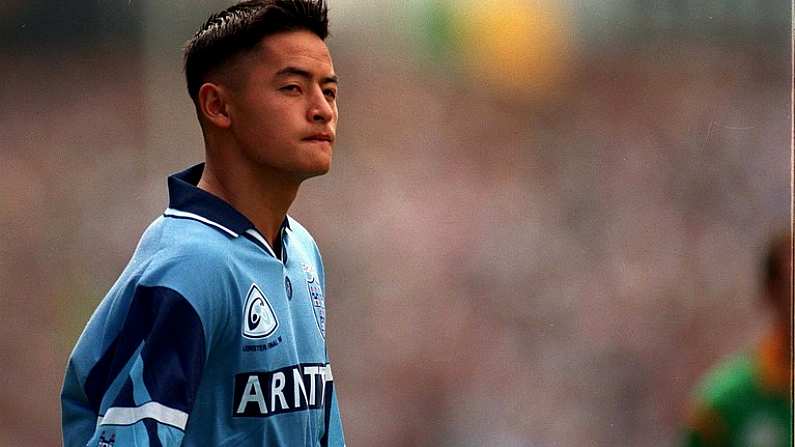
[308,89,334,123]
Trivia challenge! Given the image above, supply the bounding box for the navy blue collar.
[165,163,290,240]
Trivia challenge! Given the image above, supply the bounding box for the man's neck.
[197,160,299,249]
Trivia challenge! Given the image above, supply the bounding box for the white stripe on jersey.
[245,229,278,258]
[98,401,189,430]
[164,208,239,238]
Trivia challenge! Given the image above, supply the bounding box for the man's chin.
[309,165,332,178]
[293,162,331,182]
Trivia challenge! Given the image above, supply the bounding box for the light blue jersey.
[62,163,345,446]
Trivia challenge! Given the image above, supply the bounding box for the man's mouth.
[303,133,334,143]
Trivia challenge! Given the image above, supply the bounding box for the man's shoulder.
[286,215,315,241]
[286,215,324,264]
[143,212,234,253]
[132,215,238,290]
[149,212,234,249]
[287,215,323,255]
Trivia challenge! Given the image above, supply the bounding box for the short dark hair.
[183,0,329,103]
[762,231,791,289]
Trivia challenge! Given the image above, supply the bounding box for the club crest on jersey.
[302,263,326,338]
[97,432,115,447]
[242,284,278,339]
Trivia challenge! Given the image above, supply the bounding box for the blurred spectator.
[682,231,792,447]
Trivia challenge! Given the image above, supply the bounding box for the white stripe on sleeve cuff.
[98,401,189,430]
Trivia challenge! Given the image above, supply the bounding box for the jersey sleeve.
[310,229,345,446]
[321,379,346,447]
[65,285,208,447]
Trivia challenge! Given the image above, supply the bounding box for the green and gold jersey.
[683,331,791,447]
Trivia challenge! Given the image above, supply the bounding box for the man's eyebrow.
[275,66,339,84]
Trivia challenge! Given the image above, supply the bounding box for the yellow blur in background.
[446,0,573,99]
[426,0,574,100]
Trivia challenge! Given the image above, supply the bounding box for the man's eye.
[323,89,337,99]
[281,85,301,93]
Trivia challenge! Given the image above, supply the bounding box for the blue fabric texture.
[61,164,345,446]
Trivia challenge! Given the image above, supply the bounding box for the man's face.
[226,30,338,181]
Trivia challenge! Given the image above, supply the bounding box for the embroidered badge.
[242,283,278,339]
[302,263,326,338]
[97,432,115,447]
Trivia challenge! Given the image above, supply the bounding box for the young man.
[61,1,345,445]
[682,232,792,447]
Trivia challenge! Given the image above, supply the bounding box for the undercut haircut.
[184,0,329,104]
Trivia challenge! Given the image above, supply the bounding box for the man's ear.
[198,83,232,129]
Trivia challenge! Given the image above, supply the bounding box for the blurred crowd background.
[0,0,790,445]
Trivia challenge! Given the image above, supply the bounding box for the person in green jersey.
[682,232,792,447]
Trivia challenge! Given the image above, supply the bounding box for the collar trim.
[245,229,278,258]
[164,208,239,238]
[166,163,256,237]
[164,164,293,260]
